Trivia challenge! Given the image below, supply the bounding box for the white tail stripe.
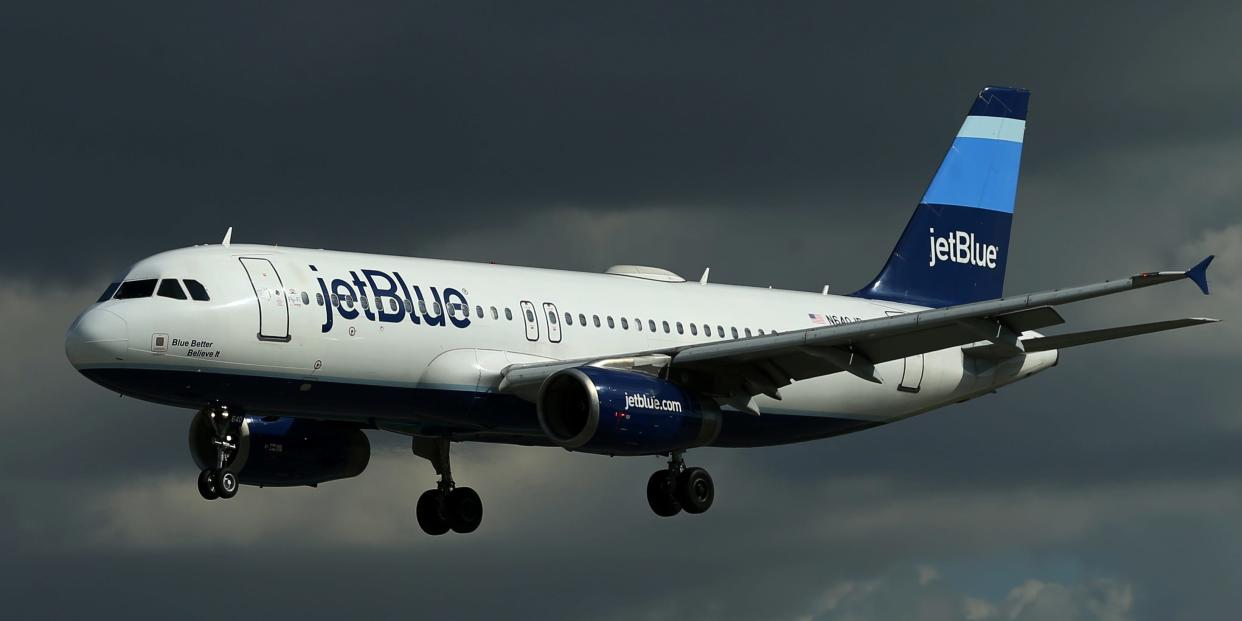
[957,116,1026,143]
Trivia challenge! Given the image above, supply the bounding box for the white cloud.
[801,567,1133,621]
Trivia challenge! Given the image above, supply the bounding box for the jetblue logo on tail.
[928,228,998,269]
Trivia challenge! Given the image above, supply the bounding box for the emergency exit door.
[519,300,539,341]
[240,257,290,341]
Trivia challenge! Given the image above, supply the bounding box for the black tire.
[646,470,681,517]
[217,470,239,499]
[197,469,219,501]
[676,467,714,514]
[444,487,483,534]
[416,489,450,536]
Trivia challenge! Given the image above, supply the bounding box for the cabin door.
[239,257,291,342]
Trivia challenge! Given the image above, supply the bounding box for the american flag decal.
[809,313,827,325]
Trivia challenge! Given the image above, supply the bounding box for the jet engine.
[537,366,720,455]
[189,414,370,487]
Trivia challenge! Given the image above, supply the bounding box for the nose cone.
[66,309,129,367]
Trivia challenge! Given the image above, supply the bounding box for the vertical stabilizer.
[853,86,1029,308]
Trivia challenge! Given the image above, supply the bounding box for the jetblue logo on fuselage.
[312,267,470,334]
[928,228,998,269]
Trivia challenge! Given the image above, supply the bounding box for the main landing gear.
[412,438,483,536]
[647,451,715,517]
[197,404,241,501]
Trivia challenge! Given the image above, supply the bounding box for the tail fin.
[853,86,1029,308]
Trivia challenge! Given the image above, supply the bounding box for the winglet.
[1186,255,1214,295]
[222,227,233,248]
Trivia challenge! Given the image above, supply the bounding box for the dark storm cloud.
[4,2,1241,285]
[2,2,1241,620]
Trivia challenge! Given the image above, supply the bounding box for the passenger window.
[331,294,340,306]
[619,318,627,330]
[702,324,710,336]
[635,318,642,332]
[97,282,121,303]
[433,302,442,315]
[564,312,573,326]
[758,329,765,336]
[525,309,535,322]
[579,313,587,326]
[744,328,752,337]
[548,310,558,324]
[157,279,187,300]
[389,298,398,311]
[490,306,499,320]
[476,305,484,318]
[315,293,324,306]
[361,297,370,311]
[731,327,739,339]
[115,279,158,299]
[676,322,684,334]
[183,279,211,301]
[593,315,601,328]
[690,324,698,336]
[717,325,724,338]
[607,316,615,329]
[505,308,513,320]
[649,319,657,332]
[662,321,670,333]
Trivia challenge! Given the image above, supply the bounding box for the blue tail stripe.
[921,137,1022,213]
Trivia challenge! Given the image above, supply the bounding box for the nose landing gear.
[646,451,715,517]
[412,438,483,535]
[196,404,241,501]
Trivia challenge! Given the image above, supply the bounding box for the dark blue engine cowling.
[537,366,721,455]
[190,415,370,487]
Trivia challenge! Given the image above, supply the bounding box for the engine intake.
[190,414,370,487]
[537,367,720,455]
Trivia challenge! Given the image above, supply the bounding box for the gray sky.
[2,2,1239,619]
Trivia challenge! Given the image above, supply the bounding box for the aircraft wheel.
[217,470,239,499]
[444,487,483,534]
[646,470,681,517]
[416,489,450,536]
[197,469,219,501]
[676,467,714,514]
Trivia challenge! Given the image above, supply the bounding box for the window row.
[558,311,776,339]
[101,278,211,302]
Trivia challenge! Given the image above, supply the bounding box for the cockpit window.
[114,279,158,299]
[157,279,187,300]
[183,280,211,301]
[97,282,121,303]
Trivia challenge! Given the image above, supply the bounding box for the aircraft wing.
[497,256,1217,410]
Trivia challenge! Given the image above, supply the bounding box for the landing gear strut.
[412,438,483,535]
[197,403,241,501]
[647,450,715,517]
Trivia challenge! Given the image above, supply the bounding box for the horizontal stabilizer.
[963,317,1218,358]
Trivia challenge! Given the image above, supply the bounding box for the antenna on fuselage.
[699,267,710,285]
[221,227,233,247]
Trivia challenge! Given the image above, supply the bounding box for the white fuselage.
[65,244,1057,448]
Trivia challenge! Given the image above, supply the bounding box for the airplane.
[65,86,1218,536]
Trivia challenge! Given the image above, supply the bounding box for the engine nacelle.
[537,366,721,455]
[190,414,370,487]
